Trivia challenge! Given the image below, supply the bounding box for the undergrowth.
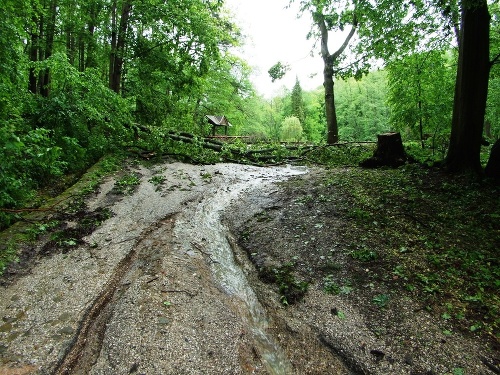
[0,155,123,274]
[309,166,499,339]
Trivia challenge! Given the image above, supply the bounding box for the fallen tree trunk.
[167,133,223,152]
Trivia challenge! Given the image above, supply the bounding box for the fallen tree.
[126,128,376,167]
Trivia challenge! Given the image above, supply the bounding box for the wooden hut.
[205,115,232,136]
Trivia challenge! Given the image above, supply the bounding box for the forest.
[1,0,500,230]
[0,2,500,371]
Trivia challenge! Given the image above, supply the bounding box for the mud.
[0,161,497,374]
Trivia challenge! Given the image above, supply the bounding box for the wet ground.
[0,161,497,374]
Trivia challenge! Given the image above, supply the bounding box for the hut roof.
[205,115,232,127]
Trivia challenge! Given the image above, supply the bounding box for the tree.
[336,70,390,141]
[27,0,55,95]
[293,0,444,144]
[281,116,303,142]
[291,77,307,137]
[445,0,491,174]
[387,50,455,152]
[265,96,287,141]
[312,3,358,144]
[109,0,132,94]
[303,89,326,142]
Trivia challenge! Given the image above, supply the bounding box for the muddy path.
[1,161,497,375]
[0,162,349,374]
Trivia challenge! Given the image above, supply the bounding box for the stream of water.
[174,165,307,374]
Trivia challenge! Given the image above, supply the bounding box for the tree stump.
[485,139,500,179]
[360,132,407,168]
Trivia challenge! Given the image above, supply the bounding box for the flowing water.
[174,164,307,374]
[0,162,309,374]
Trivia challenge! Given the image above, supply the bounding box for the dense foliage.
[387,50,455,154]
[1,0,500,231]
[0,0,248,228]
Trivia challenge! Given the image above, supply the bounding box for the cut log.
[360,132,407,168]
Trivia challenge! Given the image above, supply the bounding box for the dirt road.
[0,161,497,374]
[0,162,346,374]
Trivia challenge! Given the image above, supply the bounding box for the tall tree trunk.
[85,2,99,69]
[65,0,76,66]
[109,0,117,88]
[323,57,339,144]
[37,10,45,93]
[41,0,57,97]
[445,1,490,174]
[316,11,357,145]
[110,0,132,94]
[28,13,39,94]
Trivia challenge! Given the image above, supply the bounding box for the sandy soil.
[0,161,497,374]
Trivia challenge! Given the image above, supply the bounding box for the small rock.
[158,317,170,325]
[58,312,71,322]
[0,322,12,333]
[129,363,139,373]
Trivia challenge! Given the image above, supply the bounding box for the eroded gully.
[0,162,309,374]
[172,164,308,374]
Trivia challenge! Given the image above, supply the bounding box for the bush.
[0,54,135,229]
[0,126,60,228]
[32,54,134,171]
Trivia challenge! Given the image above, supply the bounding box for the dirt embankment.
[0,161,498,375]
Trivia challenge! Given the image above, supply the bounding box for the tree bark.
[445,1,490,174]
[316,12,357,145]
[37,9,45,93]
[41,0,57,97]
[323,56,339,144]
[360,132,407,168]
[85,1,101,69]
[109,0,132,94]
[28,13,39,94]
[109,0,116,89]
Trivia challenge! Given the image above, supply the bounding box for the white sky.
[224,0,324,98]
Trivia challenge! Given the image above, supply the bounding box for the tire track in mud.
[54,214,177,375]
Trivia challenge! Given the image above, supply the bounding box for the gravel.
[0,161,497,374]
